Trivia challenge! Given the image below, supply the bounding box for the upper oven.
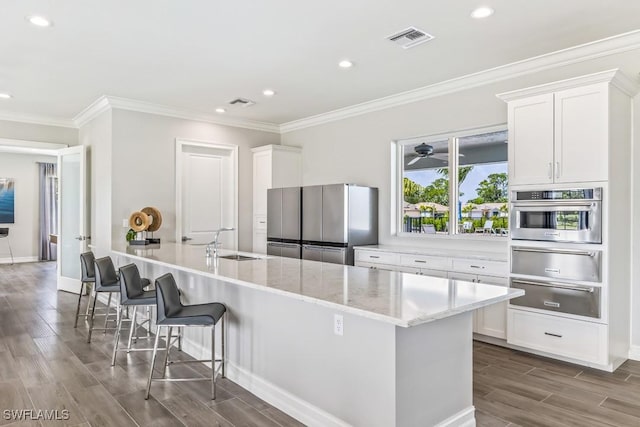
[510,188,602,244]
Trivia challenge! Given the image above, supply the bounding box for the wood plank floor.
[2,262,640,426]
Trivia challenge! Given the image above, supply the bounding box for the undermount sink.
[218,254,261,261]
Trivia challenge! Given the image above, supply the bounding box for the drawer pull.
[259,221,266,224]
[513,247,597,257]
[414,260,427,264]
[543,301,560,308]
[369,255,380,259]
[544,268,560,273]
[544,332,563,338]
[470,265,484,269]
[511,280,595,293]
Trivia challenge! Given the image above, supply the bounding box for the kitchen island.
[113,242,523,427]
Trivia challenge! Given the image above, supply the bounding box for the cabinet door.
[508,94,555,185]
[252,151,271,216]
[475,275,509,339]
[554,83,608,183]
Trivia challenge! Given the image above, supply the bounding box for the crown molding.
[280,29,640,133]
[73,95,281,133]
[0,110,75,128]
[496,68,639,101]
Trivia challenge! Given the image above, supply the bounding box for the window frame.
[394,123,508,239]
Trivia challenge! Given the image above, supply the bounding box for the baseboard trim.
[0,256,39,264]
[629,345,640,361]
[179,338,351,427]
[435,406,476,427]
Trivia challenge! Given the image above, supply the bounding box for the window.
[397,126,508,237]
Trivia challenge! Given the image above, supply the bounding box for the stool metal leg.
[145,326,162,400]
[211,325,216,400]
[162,327,173,379]
[126,306,138,353]
[221,313,226,378]
[73,282,85,328]
[103,292,113,334]
[111,305,124,366]
[86,289,98,343]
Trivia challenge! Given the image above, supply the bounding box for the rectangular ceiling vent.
[387,27,434,49]
[228,98,255,107]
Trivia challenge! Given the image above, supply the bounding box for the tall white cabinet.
[252,145,302,254]
[498,69,638,371]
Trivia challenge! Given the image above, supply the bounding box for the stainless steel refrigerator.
[266,187,302,258]
[302,184,378,265]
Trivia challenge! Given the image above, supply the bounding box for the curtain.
[39,163,58,261]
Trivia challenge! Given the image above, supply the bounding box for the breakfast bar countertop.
[112,242,522,328]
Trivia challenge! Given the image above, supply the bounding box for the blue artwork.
[0,178,15,224]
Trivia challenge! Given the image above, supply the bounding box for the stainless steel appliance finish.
[302,184,378,265]
[267,187,302,259]
[302,244,348,265]
[267,242,301,259]
[511,246,601,282]
[510,279,601,318]
[510,187,602,244]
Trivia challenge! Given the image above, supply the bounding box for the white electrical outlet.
[122,219,129,228]
[334,314,344,336]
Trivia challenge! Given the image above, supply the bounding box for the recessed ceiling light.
[262,89,276,97]
[0,93,12,99]
[470,7,494,19]
[27,15,53,27]
[215,108,226,114]
[338,60,354,69]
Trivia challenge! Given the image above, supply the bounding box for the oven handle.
[511,202,597,210]
[512,247,598,257]
[511,279,596,293]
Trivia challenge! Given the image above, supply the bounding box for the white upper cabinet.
[507,93,554,186]
[553,83,608,183]
[499,70,637,186]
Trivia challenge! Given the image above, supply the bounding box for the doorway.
[175,139,238,249]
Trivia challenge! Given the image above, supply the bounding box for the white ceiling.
[1,0,640,126]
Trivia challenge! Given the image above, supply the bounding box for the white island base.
[115,243,522,427]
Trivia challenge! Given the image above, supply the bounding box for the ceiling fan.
[406,143,464,166]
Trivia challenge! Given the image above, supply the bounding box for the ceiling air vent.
[386,27,434,49]
[228,98,255,107]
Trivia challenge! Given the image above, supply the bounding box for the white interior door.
[177,141,238,249]
[57,146,88,293]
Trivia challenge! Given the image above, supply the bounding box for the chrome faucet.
[205,227,235,258]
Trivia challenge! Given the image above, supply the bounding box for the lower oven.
[510,279,601,319]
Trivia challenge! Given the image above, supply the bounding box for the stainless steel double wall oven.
[509,188,603,320]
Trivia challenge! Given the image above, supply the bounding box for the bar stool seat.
[111,263,157,366]
[146,272,226,400]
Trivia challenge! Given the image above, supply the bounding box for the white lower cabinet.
[507,309,607,365]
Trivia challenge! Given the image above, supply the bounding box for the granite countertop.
[353,244,508,262]
[112,242,522,328]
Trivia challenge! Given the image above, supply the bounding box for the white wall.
[0,153,57,262]
[110,109,280,251]
[281,49,640,352]
[79,110,113,258]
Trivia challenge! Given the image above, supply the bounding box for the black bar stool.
[145,273,227,400]
[111,263,155,365]
[75,252,96,328]
[87,256,121,343]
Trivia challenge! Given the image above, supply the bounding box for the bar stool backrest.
[80,251,96,282]
[155,273,183,324]
[94,256,119,290]
[119,263,145,303]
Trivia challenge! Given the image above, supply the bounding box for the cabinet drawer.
[355,261,397,272]
[355,250,399,265]
[254,215,267,231]
[452,259,507,276]
[399,254,449,270]
[507,309,607,364]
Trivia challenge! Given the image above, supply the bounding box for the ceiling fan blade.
[429,153,449,161]
[407,156,422,166]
